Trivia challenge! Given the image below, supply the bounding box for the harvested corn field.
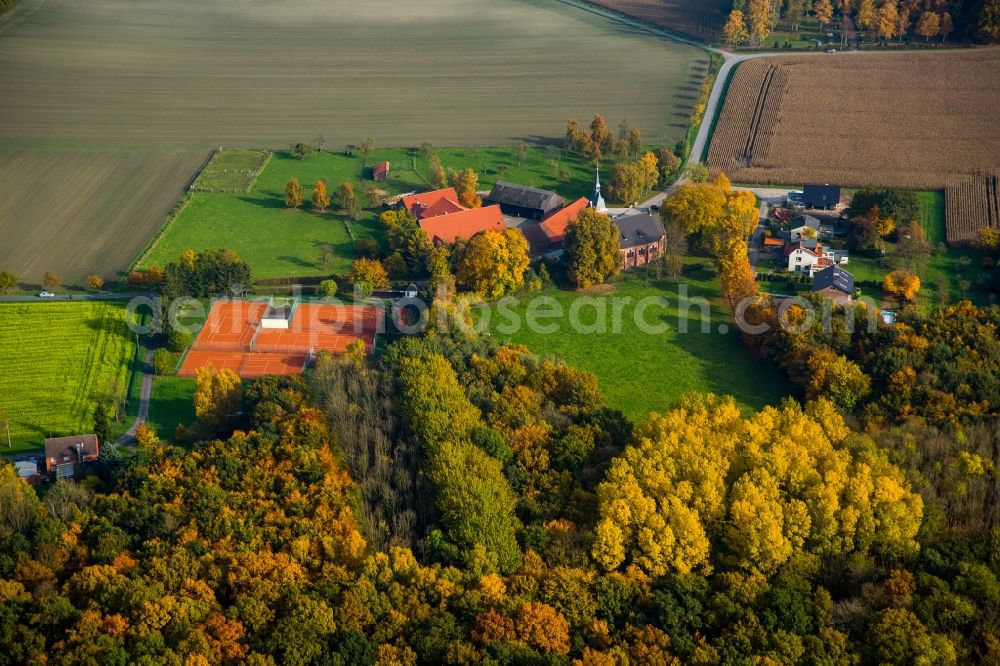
[707,50,1000,244]
[946,173,1000,244]
[705,60,788,172]
[708,50,1000,190]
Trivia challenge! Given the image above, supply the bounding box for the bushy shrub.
[318,279,338,298]
[152,348,174,375]
[167,329,193,352]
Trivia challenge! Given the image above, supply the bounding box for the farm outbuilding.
[539,196,590,247]
[372,161,390,181]
[177,300,383,379]
[486,182,564,221]
[418,205,506,245]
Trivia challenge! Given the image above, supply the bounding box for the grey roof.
[487,181,563,213]
[802,184,841,208]
[614,213,665,249]
[812,265,854,295]
[790,214,821,230]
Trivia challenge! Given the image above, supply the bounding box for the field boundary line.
[120,194,192,281]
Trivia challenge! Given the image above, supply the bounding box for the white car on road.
[38,291,55,298]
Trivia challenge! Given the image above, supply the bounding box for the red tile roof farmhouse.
[419,204,506,244]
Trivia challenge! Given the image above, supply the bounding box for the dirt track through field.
[0,0,705,284]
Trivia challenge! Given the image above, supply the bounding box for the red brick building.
[614,213,666,269]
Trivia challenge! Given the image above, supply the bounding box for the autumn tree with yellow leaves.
[563,207,621,288]
[193,365,242,434]
[723,10,750,45]
[455,228,530,299]
[884,269,921,301]
[593,395,923,577]
[312,179,330,211]
[449,168,482,208]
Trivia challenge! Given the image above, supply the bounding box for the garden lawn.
[0,302,137,452]
[141,147,614,280]
[485,262,793,423]
[146,377,196,441]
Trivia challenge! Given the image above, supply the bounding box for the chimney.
[75,442,83,463]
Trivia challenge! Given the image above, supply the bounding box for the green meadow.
[484,262,793,423]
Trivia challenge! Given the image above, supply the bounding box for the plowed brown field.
[585,0,730,40]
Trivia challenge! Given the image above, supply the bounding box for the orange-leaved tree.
[884,269,921,301]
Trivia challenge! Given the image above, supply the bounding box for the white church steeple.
[592,164,607,213]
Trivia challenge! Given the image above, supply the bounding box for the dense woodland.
[3,292,1000,663]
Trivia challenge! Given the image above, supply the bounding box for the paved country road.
[117,347,155,448]
[0,293,150,303]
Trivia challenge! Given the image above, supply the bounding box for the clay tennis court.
[178,300,381,378]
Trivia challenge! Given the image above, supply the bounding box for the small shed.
[404,283,418,298]
[372,161,390,181]
[15,460,40,484]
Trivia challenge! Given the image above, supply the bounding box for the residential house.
[812,265,855,305]
[486,181,564,220]
[372,161,390,181]
[789,214,821,242]
[418,205,506,245]
[802,184,841,210]
[785,238,834,275]
[614,213,665,269]
[44,434,100,479]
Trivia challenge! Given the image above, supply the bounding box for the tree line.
[724,0,1000,45]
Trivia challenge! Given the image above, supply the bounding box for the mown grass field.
[141,146,612,279]
[0,302,137,451]
[0,0,705,286]
[484,262,793,423]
